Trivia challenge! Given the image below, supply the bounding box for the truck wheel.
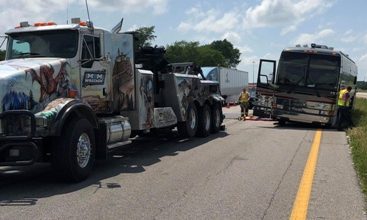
[178,103,198,137]
[196,104,211,137]
[53,118,95,182]
[211,104,222,133]
[278,119,286,126]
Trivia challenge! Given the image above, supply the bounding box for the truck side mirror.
[0,36,7,48]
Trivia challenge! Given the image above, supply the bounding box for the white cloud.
[178,8,240,34]
[245,0,296,28]
[363,34,367,45]
[0,0,168,35]
[178,0,335,37]
[244,0,335,33]
[88,0,168,15]
[357,54,367,79]
[340,30,357,43]
[222,32,241,45]
[281,25,297,36]
[358,54,367,62]
[293,28,335,45]
[238,45,253,54]
[240,55,259,66]
[0,0,75,35]
[177,22,191,32]
[126,24,140,32]
[237,54,261,83]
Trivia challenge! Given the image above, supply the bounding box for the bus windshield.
[277,51,340,90]
[7,30,79,59]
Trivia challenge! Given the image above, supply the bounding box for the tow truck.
[0,18,224,181]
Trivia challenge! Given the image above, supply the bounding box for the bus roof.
[283,45,356,64]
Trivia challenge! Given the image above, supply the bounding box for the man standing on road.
[337,86,353,130]
[238,87,250,120]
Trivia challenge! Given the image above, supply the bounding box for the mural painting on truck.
[138,73,154,129]
[176,76,200,118]
[81,33,135,114]
[0,58,79,116]
[177,77,190,116]
[112,50,134,112]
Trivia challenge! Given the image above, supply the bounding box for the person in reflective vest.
[337,86,353,130]
[238,88,250,120]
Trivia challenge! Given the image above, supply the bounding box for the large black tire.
[278,119,286,126]
[178,103,198,137]
[211,103,222,133]
[52,118,96,182]
[196,104,211,137]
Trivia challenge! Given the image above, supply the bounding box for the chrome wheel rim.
[205,110,211,131]
[76,133,91,168]
[215,109,221,128]
[189,109,196,130]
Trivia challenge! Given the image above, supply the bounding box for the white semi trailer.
[202,67,248,104]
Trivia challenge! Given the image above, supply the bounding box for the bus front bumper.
[274,110,333,125]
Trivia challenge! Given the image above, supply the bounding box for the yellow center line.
[289,129,323,220]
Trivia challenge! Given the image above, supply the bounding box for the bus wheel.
[52,118,96,182]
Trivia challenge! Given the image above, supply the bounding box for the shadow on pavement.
[261,120,339,132]
[0,130,228,206]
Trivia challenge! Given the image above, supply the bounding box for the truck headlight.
[36,116,48,128]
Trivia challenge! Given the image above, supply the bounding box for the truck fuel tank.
[98,116,131,147]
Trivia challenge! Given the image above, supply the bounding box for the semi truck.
[202,67,248,104]
[0,18,225,181]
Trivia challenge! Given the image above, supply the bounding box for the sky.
[1,0,367,82]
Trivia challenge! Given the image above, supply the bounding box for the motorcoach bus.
[253,43,357,126]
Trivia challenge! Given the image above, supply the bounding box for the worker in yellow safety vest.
[337,86,353,130]
[238,88,250,120]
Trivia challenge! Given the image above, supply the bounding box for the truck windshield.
[277,51,340,90]
[202,67,218,81]
[7,30,78,59]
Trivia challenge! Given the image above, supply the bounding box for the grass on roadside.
[348,98,367,195]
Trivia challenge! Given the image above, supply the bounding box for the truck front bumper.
[0,110,42,166]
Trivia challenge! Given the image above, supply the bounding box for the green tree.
[210,39,241,68]
[165,41,226,67]
[357,81,367,90]
[165,41,199,63]
[134,26,241,68]
[165,39,240,68]
[196,45,226,67]
[134,26,156,49]
[0,50,5,61]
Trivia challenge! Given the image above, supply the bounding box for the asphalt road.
[0,106,365,220]
[356,92,367,99]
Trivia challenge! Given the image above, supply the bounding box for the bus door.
[253,59,276,118]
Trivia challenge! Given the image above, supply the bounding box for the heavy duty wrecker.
[0,18,224,181]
